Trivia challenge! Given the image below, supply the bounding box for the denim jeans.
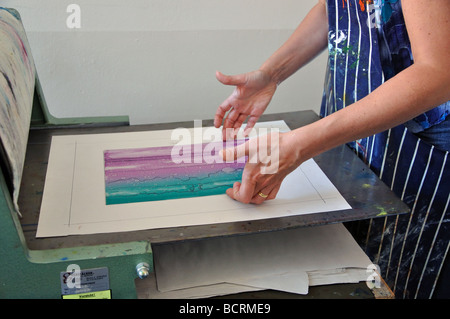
[415,116,450,152]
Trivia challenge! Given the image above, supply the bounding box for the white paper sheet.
[36,121,351,237]
[148,223,372,298]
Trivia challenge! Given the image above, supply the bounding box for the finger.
[224,128,241,141]
[220,139,250,162]
[216,71,248,86]
[266,183,281,200]
[250,181,281,204]
[251,179,277,202]
[214,101,233,128]
[251,187,272,204]
[224,113,247,140]
[226,178,255,204]
[236,167,257,204]
[226,181,241,200]
[243,116,259,136]
[222,109,243,139]
[233,114,248,131]
[223,107,240,124]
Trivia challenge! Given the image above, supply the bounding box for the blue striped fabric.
[320,0,450,298]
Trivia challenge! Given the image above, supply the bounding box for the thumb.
[216,71,247,86]
[220,138,258,162]
[220,139,249,162]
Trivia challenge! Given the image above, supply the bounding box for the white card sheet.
[36,121,351,237]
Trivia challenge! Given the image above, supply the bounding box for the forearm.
[259,0,328,85]
[293,63,450,161]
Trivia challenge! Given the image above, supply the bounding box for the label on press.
[60,266,110,298]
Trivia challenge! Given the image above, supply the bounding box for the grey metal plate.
[19,110,409,249]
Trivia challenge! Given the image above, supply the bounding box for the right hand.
[220,129,304,204]
[214,70,277,139]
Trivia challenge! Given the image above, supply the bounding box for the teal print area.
[103,142,245,205]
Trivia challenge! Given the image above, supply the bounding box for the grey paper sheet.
[152,223,373,298]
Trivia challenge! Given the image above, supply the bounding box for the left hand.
[214,70,277,140]
[221,130,303,204]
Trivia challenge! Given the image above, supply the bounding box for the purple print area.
[103,140,246,205]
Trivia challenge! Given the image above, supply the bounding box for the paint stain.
[362,183,372,189]
[375,205,388,216]
[342,0,373,12]
[359,0,366,11]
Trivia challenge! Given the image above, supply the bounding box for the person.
[213,0,450,298]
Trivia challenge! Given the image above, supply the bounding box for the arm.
[259,0,328,84]
[226,0,450,204]
[214,0,328,137]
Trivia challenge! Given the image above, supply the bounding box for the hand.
[221,130,302,204]
[214,70,277,139]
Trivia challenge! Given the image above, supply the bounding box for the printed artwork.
[103,141,246,205]
[0,8,36,215]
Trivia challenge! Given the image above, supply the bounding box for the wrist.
[286,125,324,164]
[258,64,281,86]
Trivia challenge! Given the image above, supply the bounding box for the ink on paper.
[103,141,246,205]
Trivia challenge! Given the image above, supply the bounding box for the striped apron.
[321,0,450,298]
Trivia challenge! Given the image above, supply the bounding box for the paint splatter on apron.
[321,0,450,298]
